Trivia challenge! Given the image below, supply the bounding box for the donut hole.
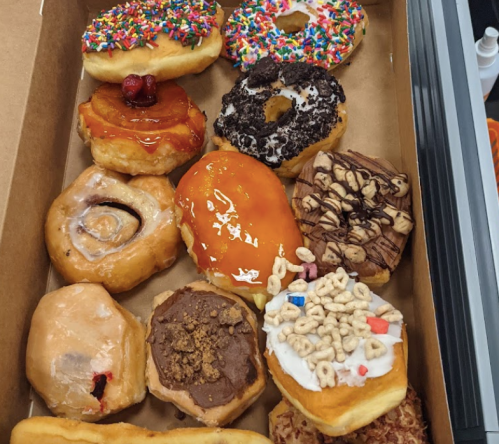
[275,11,310,34]
[264,96,293,123]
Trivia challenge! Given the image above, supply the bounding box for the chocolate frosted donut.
[213,57,347,178]
[145,280,266,426]
[292,151,414,285]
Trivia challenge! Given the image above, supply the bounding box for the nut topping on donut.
[293,151,414,284]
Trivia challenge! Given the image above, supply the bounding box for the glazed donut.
[269,388,430,444]
[78,79,206,176]
[292,150,414,286]
[26,284,146,422]
[82,0,224,83]
[146,280,266,426]
[174,151,303,309]
[224,0,368,72]
[11,417,273,444]
[45,166,180,293]
[264,272,408,436]
[213,58,347,178]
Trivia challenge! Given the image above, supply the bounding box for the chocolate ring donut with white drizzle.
[213,57,347,178]
[292,151,414,285]
[45,166,180,293]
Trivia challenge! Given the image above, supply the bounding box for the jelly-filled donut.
[224,0,368,72]
[26,284,146,422]
[213,57,347,178]
[82,0,224,83]
[78,76,206,176]
[45,166,180,293]
[292,151,414,286]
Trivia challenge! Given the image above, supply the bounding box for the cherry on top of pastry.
[175,151,303,290]
[121,74,158,107]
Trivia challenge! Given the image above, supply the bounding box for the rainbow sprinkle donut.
[81,0,224,83]
[224,0,368,71]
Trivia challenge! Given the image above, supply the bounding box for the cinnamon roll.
[45,166,180,293]
[292,151,414,285]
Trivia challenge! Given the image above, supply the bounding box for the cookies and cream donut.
[269,388,429,443]
[26,284,146,422]
[78,78,206,176]
[213,58,347,178]
[45,166,180,293]
[82,0,224,83]
[146,281,266,426]
[11,417,273,444]
[224,0,368,72]
[264,268,408,436]
[174,151,303,309]
[292,151,414,286]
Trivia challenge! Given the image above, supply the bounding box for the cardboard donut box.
[0,0,453,442]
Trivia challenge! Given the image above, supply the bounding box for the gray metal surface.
[409,0,499,440]
[438,0,499,432]
[452,0,499,435]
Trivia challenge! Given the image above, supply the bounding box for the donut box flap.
[0,0,453,443]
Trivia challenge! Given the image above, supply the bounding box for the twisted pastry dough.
[45,166,180,293]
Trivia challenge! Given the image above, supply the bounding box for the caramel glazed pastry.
[293,151,414,286]
[45,165,180,293]
[78,75,206,176]
[264,252,408,436]
[146,281,266,426]
[213,57,347,178]
[11,417,273,444]
[25,284,146,422]
[269,387,429,444]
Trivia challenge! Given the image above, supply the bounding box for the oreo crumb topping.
[214,57,345,169]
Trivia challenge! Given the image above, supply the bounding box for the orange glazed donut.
[175,151,303,308]
[78,80,206,176]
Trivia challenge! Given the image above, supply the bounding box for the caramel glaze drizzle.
[296,150,412,273]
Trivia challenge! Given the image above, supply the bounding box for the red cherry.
[142,75,157,97]
[121,74,143,101]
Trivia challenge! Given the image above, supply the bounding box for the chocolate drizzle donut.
[213,57,347,177]
[292,150,414,285]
